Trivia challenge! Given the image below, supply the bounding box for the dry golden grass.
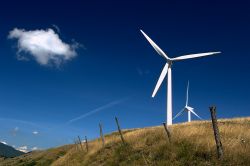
[1,117,250,166]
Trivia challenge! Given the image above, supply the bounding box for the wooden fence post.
[74,140,79,151]
[162,122,171,143]
[209,106,224,159]
[78,136,84,151]
[85,136,89,152]
[115,117,125,144]
[99,123,105,147]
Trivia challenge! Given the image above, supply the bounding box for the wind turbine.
[140,29,220,126]
[173,81,202,122]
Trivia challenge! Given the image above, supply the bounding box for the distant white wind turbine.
[140,29,220,126]
[173,81,202,122]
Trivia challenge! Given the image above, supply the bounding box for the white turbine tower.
[140,29,220,126]
[173,81,202,122]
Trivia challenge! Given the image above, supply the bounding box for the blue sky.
[0,0,249,151]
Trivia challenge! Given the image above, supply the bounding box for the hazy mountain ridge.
[0,142,24,158]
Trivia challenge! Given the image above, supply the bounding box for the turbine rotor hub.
[167,60,173,67]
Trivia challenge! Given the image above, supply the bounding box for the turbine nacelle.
[185,106,194,111]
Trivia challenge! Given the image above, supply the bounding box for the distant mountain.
[0,142,24,158]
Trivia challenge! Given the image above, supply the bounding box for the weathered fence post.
[162,122,172,143]
[74,140,79,151]
[115,117,125,144]
[209,106,223,159]
[78,136,84,151]
[85,136,89,152]
[99,123,105,147]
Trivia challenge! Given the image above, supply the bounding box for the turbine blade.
[189,109,202,120]
[140,30,169,60]
[173,108,185,120]
[152,63,169,97]
[186,81,189,106]
[171,52,221,61]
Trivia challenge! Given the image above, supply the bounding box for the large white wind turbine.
[173,81,202,122]
[140,30,220,126]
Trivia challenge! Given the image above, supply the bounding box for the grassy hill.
[0,117,249,166]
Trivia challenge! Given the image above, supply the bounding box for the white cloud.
[8,28,79,66]
[31,147,38,151]
[0,141,7,145]
[16,146,28,153]
[32,131,39,135]
[11,127,19,136]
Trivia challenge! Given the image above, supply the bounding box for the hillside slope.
[0,117,249,166]
[0,142,24,158]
